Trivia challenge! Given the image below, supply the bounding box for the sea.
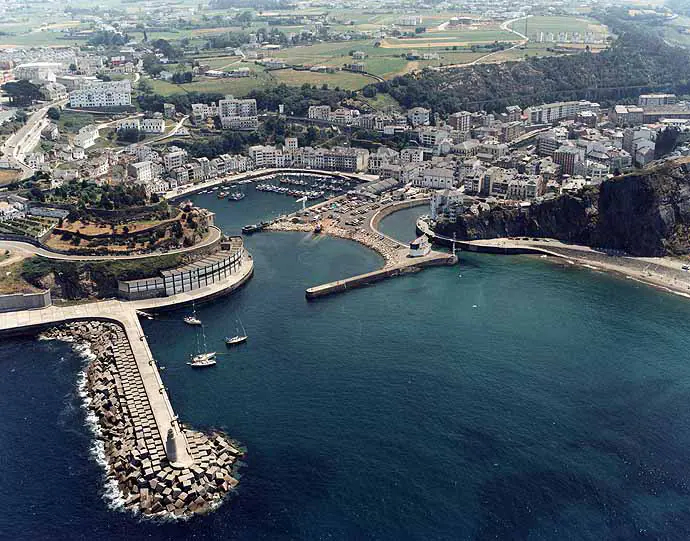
[2,184,690,540]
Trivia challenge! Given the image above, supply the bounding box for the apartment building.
[69,80,132,109]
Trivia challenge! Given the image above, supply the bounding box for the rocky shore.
[42,320,244,519]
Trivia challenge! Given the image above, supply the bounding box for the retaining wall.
[0,290,51,313]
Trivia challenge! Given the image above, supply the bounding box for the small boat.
[188,324,216,368]
[225,317,248,346]
[242,223,264,234]
[217,191,229,199]
[228,192,245,201]
[184,303,202,325]
[225,335,247,346]
[187,352,217,368]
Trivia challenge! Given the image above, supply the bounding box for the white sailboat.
[225,317,248,346]
[183,303,202,326]
[188,324,216,368]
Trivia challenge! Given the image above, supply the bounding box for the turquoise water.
[2,188,690,540]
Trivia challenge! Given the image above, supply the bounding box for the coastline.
[528,248,690,300]
[416,218,690,301]
[42,321,244,519]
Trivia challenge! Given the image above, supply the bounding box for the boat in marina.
[184,303,202,325]
[228,192,245,201]
[217,191,229,198]
[225,318,248,346]
[188,324,217,368]
[242,223,265,234]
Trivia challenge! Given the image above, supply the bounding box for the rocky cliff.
[436,159,690,257]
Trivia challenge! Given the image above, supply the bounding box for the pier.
[0,252,254,517]
[306,253,456,299]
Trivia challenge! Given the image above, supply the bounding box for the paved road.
[0,225,222,261]
[1,98,69,178]
[432,15,530,71]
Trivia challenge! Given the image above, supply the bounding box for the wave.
[74,348,128,513]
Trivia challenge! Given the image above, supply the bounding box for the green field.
[271,69,374,89]
[510,15,609,42]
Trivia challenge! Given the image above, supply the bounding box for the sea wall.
[0,290,51,313]
[42,321,244,519]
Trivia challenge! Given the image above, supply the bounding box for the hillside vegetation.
[369,14,690,113]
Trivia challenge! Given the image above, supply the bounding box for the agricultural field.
[664,15,690,49]
[270,68,374,90]
[510,15,610,44]
[148,72,274,96]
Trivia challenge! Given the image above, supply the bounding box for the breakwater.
[42,321,243,519]
[305,255,457,299]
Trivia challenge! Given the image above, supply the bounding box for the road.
[432,15,530,71]
[1,98,69,178]
[0,224,222,261]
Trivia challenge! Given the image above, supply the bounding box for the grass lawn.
[270,69,374,90]
[59,111,101,133]
[0,260,38,295]
[149,73,272,96]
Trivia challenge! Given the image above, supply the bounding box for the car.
[682,265,689,271]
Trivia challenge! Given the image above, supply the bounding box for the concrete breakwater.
[42,320,243,519]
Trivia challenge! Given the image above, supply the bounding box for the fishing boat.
[225,318,248,346]
[187,324,216,368]
[183,304,202,325]
[228,191,245,201]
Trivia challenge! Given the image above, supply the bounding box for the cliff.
[436,159,690,257]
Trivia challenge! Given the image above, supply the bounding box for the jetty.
[0,251,254,518]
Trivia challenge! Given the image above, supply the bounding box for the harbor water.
[2,187,690,540]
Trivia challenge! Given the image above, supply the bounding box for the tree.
[138,78,154,95]
[117,128,144,143]
[47,107,61,120]
[14,110,28,124]
[2,80,42,106]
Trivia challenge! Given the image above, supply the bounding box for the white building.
[248,145,278,168]
[525,100,600,125]
[41,82,68,101]
[141,118,166,134]
[407,107,431,127]
[163,149,188,171]
[117,118,141,131]
[128,161,154,183]
[15,62,62,82]
[191,103,218,122]
[219,98,258,130]
[415,168,455,189]
[638,93,676,107]
[308,105,331,120]
[74,125,99,149]
[69,80,132,109]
